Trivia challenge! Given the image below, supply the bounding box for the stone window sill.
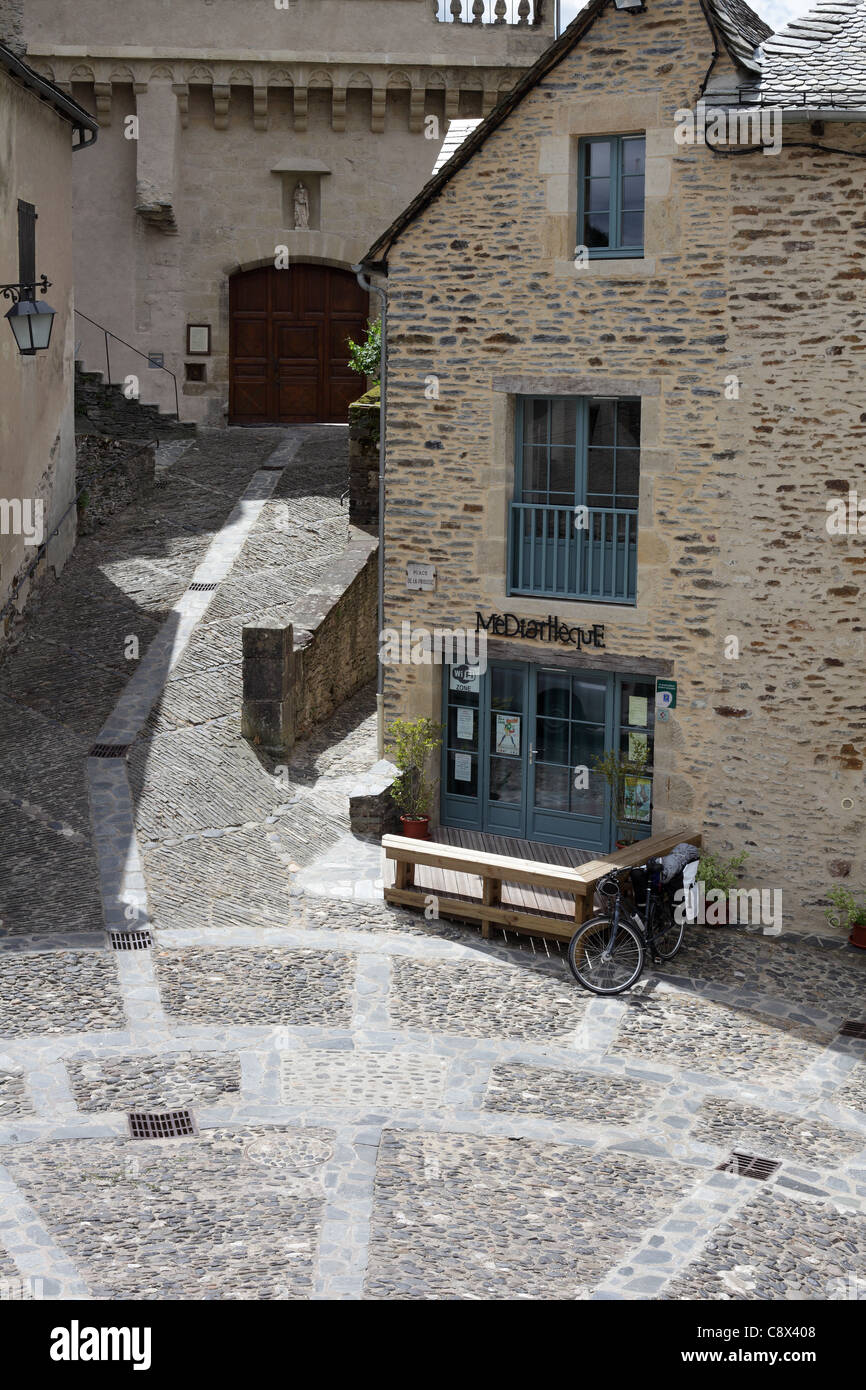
[552,256,658,280]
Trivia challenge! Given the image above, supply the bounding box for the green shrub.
[347,318,381,381]
[386,717,443,820]
[696,849,748,894]
[824,885,866,932]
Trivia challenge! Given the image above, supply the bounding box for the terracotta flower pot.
[400,815,430,839]
[849,920,866,950]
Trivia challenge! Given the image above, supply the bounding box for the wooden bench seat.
[383,827,702,942]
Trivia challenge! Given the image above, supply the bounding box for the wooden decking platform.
[384,828,596,921]
[383,826,703,942]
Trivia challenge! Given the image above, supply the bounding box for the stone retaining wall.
[242,529,378,754]
[348,388,380,529]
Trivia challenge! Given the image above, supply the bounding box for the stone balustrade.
[435,0,543,22]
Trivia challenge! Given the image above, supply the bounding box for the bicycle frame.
[600,870,666,961]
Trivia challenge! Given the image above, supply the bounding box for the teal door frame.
[441,660,655,852]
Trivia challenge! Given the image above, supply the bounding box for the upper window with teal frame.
[578,134,646,259]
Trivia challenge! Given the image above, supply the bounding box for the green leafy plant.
[386,717,443,820]
[696,849,748,894]
[593,740,649,844]
[347,317,381,381]
[824,885,866,932]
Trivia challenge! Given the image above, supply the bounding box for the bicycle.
[567,857,686,995]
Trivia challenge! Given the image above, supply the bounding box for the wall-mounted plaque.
[406,563,436,592]
[186,324,211,356]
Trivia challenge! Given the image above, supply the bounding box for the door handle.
[529,742,536,765]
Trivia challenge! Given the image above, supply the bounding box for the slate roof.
[432,119,483,175]
[760,0,866,102]
[0,40,98,143]
[711,0,772,74]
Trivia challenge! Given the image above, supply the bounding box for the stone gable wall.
[379,0,865,932]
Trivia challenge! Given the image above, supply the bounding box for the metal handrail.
[74,309,180,419]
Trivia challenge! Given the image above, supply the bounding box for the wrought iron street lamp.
[2,275,56,355]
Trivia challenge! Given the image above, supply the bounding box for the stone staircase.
[75,361,196,442]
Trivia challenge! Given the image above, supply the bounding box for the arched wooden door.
[229,264,369,424]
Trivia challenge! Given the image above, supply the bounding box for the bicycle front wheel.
[568,915,645,995]
[651,894,686,961]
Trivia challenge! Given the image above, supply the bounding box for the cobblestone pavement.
[1,426,865,1301]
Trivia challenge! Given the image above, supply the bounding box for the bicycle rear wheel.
[568,915,645,995]
[650,894,686,960]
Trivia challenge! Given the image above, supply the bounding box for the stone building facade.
[0,40,97,635]
[362,0,866,933]
[14,0,553,425]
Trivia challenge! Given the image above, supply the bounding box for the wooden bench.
[383,828,702,943]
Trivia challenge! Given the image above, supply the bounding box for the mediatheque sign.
[476,611,605,651]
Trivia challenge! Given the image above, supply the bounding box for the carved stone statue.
[293,181,310,230]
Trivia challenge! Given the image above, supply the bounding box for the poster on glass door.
[494,714,521,756]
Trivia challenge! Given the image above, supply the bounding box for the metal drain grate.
[110,929,153,951]
[128,1110,196,1140]
[717,1151,781,1181]
[840,1019,866,1039]
[188,581,218,592]
[89,744,131,759]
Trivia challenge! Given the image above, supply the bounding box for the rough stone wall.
[348,389,380,528]
[379,0,865,933]
[293,533,378,739]
[74,436,156,536]
[242,530,377,753]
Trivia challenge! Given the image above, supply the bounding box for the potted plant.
[824,885,866,950]
[385,716,443,839]
[695,849,748,925]
[593,739,650,848]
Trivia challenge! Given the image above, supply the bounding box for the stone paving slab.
[0,697,92,833]
[0,952,124,1036]
[390,957,589,1042]
[692,1096,865,1168]
[66,1051,242,1113]
[129,720,285,842]
[145,665,243,732]
[0,644,128,741]
[661,1188,866,1300]
[142,824,294,932]
[364,1129,695,1300]
[484,1062,665,1126]
[608,989,835,1084]
[2,1126,332,1300]
[0,805,104,938]
[154,947,355,1028]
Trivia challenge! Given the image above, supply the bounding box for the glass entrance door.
[529,668,611,851]
[440,662,656,851]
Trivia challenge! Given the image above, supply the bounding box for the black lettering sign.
[474,612,606,650]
